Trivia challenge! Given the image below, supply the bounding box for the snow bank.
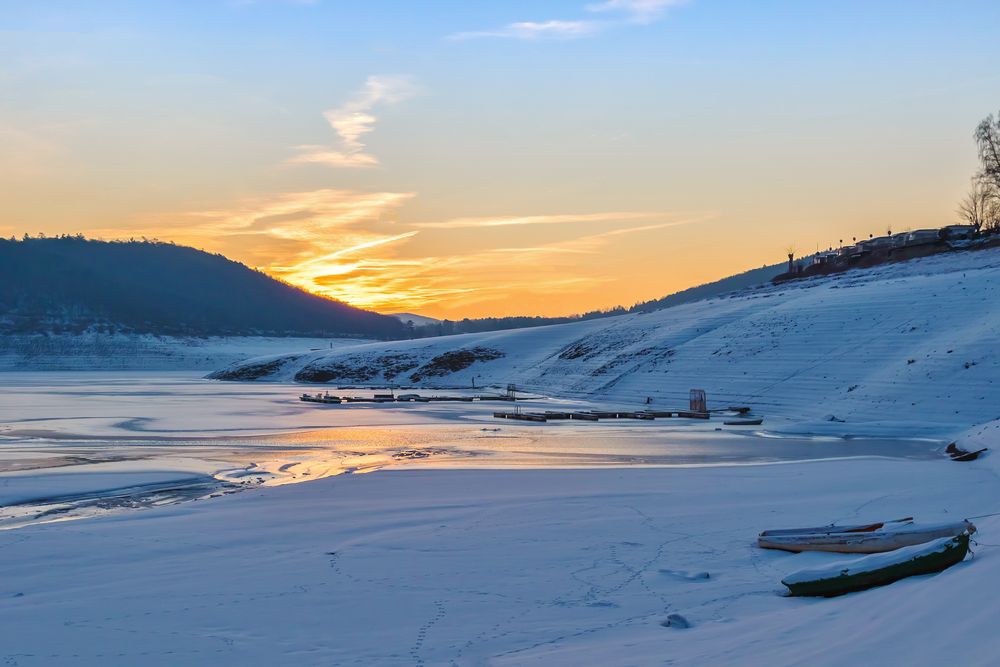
[956,419,1000,452]
[214,248,1000,440]
[0,333,369,371]
[0,470,210,505]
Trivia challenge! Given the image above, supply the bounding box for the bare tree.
[958,180,1000,233]
[958,181,991,231]
[987,192,1000,234]
[975,111,1000,192]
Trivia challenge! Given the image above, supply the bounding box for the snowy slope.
[0,334,371,371]
[391,312,441,326]
[212,247,1000,435]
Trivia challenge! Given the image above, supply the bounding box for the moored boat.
[759,520,975,553]
[952,448,988,461]
[723,418,763,426]
[782,532,971,597]
[759,517,913,538]
[945,443,989,461]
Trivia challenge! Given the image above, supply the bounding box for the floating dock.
[490,409,717,423]
[675,410,711,419]
[301,392,757,427]
[493,411,547,422]
[300,393,343,404]
[300,392,511,405]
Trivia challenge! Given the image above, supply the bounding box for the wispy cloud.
[94,191,709,314]
[449,0,687,41]
[412,211,660,230]
[585,0,686,24]
[298,212,711,312]
[87,188,416,277]
[352,216,709,312]
[292,231,419,273]
[450,20,598,41]
[492,215,711,256]
[290,75,417,168]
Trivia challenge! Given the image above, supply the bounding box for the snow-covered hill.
[211,247,1000,435]
[391,312,441,327]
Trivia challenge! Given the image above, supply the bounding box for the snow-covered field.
[3,249,1000,665]
[1,458,998,666]
[0,333,370,371]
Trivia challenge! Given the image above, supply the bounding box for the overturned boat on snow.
[782,532,971,597]
[759,517,912,539]
[759,519,975,553]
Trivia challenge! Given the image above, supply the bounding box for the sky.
[3,0,1000,319]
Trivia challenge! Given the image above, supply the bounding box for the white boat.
[759,517,913,538]
[758,520,975,553]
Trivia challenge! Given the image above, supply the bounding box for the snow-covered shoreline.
[1,458,998,666]
[0,334,370,371]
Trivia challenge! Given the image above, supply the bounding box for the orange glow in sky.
[3,1,993,318]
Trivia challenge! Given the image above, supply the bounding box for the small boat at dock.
[723,418,763,426]
[782,532,971,597]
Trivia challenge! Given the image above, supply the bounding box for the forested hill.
[0,237,405,338]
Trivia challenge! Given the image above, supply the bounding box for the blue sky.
[3,1,1000,316]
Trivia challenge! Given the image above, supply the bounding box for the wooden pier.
[301,389,758,427]
[490,409,717,423]
[675,410,711,419]
[300,392,510,405]
[493,411,547,422]
[300,393,343,404]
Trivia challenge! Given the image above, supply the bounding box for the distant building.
[773,221,987,286]
[940,224,977,240]
[812,252,838,266]
[891,232,911,248]
[838,244,861,258]
[858,236,893,252]
[904,229,942,246]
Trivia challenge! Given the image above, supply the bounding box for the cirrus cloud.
[289,75,418,168]
[448,0,687,41]
[449,20,598,41]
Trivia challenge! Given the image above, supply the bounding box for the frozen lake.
[0,374,992,666]
[0,372,940,527]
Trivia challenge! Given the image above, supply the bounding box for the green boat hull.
[783,533,970,597]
